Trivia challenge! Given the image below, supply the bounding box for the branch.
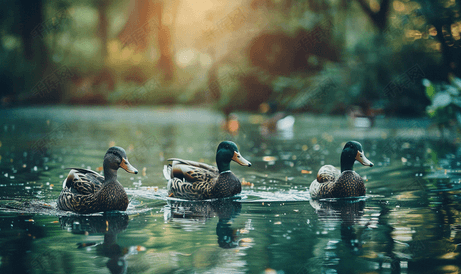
[355,0,390,31]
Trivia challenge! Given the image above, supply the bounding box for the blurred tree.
[206,48,221,102]
[19,0,47,62]
[355,0,391,32]
[156,1,176,82]
[117,0,176,81]
[416,0,461,79]
[118,0,156,52]
[96,0,109,64]
[0,0,53,105]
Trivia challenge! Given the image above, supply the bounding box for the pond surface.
[0,106,460,274]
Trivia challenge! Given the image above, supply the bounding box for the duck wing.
[63,168,104,195]
[167,158,219,183]
[164,159,218,199]
[316,165,340,183]
[167,178,210,200]
[309,165,340,199]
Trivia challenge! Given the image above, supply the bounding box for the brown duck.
[163,141,252,200]
[309,141,373,199]
[57,146,138,214]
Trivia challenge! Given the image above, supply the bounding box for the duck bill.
[356,151,374,167]
[120,158,139,174]
[232,151,252,167]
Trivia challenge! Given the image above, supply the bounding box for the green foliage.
[424,77,461,128]
[424,80,436,100]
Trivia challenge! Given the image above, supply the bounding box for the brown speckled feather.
[168,158,219,173]
[309,169,365,199]
[331,171,365,197]
[57,168,129,214]
[310,141,372,199]
[211,172,241,198]
[165,160,242,200]
[64,168,103,195]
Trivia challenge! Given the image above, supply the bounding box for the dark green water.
[0,106,460,274]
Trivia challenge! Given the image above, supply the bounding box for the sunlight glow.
[199,53,213,67]
[429,26,437,36]
[370,0,380,13]
[393,1,405,12]
[451,23,461,40]
[176,49,197,68]
[120,44,134,60]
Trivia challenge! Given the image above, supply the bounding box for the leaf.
[426,106,436,118]
[425,82,436,99]
[446,85,460,96]
[452,97,461,108]
[450,75,461,90]
[431,92,452,109]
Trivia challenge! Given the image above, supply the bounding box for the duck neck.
[103,161,118,182]
[340,150,355,172]
[216,151,231,173]
[217,160,231,173]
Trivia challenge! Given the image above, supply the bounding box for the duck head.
[340,141,373,172]
[104,146,138,179]
[216,141,251,173]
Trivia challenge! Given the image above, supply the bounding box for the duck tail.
[62,178,68,189]
[317,165,340,183]
[163,165,172,180]
[62,169,78,189]
[163,165,173,191]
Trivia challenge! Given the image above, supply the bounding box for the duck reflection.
[59,213,136,274]
[309,198,367,271]
[309,198,365,226]
[164,198,242,248]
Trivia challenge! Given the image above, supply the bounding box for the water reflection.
[164,198,243,248]
[59,213,140,274]
[310,198,366,226]
[309,199,369,273]
[0,214,46,273]
[1,107,461,273]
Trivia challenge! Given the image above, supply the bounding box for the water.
[0,106,460,274]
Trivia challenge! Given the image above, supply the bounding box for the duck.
[57,146,138,214]
[163,141,252,200]
[309,141,373,199]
